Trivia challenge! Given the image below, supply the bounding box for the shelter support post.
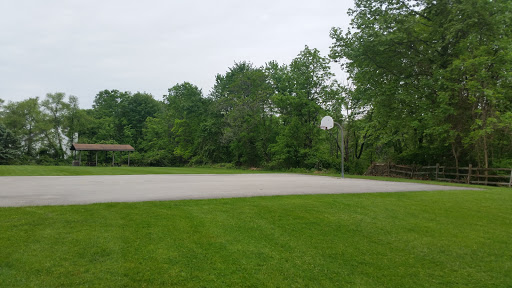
[128,152,130,167]
[95,152,98,166]
[79,151,82,166]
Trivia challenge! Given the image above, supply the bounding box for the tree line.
[1,0,511,173]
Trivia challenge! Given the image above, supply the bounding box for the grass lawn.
[1,185,511,287]
[0,165,272,176]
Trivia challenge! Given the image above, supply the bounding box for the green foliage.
[0,47,341,170]
[139,116,173,166]
[119,92,161,146]
[88,90,161,149]
[165,82,206,164]
[41,92,71,159]
[0,124,20,164]
[2,98,43,158]
[4,1,511,171]
[211,62,276,167]
[330,0,512,168]
[92,89,129,118]
[268,47,339,169]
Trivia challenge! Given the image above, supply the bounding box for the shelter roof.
[71,143,135,152]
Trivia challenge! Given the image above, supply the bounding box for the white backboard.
[320,116,334,130]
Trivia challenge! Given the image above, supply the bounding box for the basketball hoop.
[320,116,334,130]
[319,115,344,178]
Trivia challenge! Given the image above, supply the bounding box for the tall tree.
[65,95,80,146]
[91,89,131,144]
[269,47,338,169]
[2,98,43,158]
[165,82,206,163]
[41,92,71,159]
[92,90,130,119]
[211,62,276,167]
[119,92,161,146]
[330,0,512,167]
[0,124,20,164]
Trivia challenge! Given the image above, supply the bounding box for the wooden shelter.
[71,143,135,166]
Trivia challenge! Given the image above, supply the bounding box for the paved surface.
[0,174,478,207]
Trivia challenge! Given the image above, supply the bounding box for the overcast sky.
[0,0,353,108]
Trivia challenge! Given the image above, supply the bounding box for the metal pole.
[341,123,344,178]
[509,169,512,188]
[334,122,344,178]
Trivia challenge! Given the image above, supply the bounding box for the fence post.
[467,164,472,184]
[435,163,439,180]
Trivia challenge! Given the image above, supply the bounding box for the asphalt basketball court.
[0,174,477,207]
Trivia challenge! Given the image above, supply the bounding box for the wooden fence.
[366,163,512,187]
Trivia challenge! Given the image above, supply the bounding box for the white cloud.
[0,0,353,107]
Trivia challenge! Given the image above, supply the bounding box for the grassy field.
[1,184,511,287]
[0,165,272,176]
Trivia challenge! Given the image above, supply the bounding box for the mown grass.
[317,171,488,188]
[1,187,511,287]
[0,165,272,176]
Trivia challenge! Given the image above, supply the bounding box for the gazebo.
[70,143,135,166]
